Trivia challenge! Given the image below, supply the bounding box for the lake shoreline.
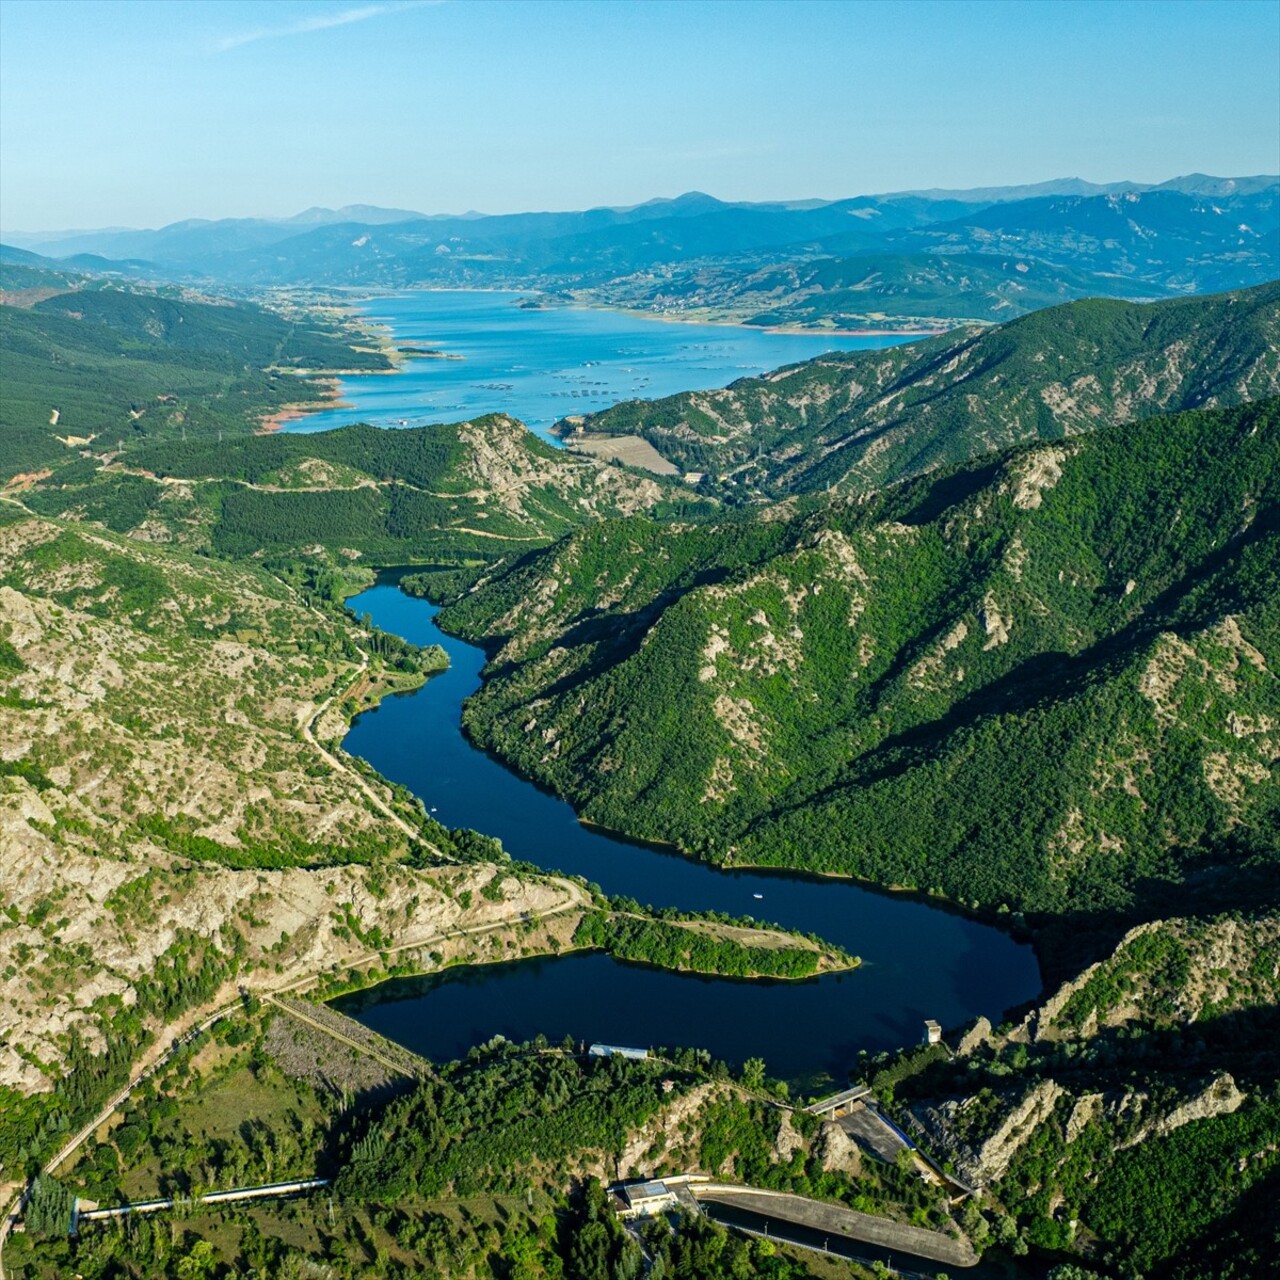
[279,288,918,440]
[380,567,1044,962]
[257,377,351,433]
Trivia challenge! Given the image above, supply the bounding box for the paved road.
[297,655,449,859]
[691,1183,977,1269]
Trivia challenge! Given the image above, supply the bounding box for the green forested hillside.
[885,909,1280,1275]
[19,415,706,572]
[567,282,1280,501]
[445,398,1280,918]
[0,286,389,478]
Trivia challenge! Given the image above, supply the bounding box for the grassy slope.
[569,282,1280,501]
[443,399,1280,918]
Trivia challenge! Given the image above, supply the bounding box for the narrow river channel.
[333,580,1041,1091]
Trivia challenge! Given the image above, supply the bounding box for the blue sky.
[1,0,1277,231]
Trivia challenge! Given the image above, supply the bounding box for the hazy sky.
[2,0,1277,231]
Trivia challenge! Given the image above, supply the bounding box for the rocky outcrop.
[970,1081,1064,1184]
[1065,1093,1104,1144]
[814,1120,863,1176]
[957,1015,992,1056]
[1118,1074,1246,1151]
[614,1082,722,1180]
[773,1111,806,1164]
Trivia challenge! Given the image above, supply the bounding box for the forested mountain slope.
[565,282,1280,501]
[444,398,1280,918]
[892,909,1280,1275]
[19,415,706,573]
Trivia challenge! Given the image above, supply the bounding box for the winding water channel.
[334,582,1041,1091]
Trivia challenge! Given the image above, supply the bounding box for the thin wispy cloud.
[212,2,428,53]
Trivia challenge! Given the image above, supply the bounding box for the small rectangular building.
[923,1019,942,1045]
[588,1043,648,1061]
[620,1181,678,1218]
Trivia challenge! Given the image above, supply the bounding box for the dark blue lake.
[284,290,912,441]
[334,584,1042,1091]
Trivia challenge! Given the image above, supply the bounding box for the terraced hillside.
[445,398,1280,917]
[565,282,1280,501]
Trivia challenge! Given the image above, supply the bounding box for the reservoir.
[336,583,1042,1090]
[283,290,911,441]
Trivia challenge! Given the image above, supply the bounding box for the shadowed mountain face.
[442,397,1280,918]
[567,282,1280,501]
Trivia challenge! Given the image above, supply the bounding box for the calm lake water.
[285,290,911,441]
[335,584,1042,1091]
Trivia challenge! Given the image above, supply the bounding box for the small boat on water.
[752,893,764,900]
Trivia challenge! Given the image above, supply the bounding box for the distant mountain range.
[3,175,1276,328]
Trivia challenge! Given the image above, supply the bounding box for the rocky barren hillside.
[0,508,589,1122]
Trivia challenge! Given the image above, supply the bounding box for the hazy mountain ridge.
[907,186,1279,293]
[11,176,1276,329]
[613,248,1178,330]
